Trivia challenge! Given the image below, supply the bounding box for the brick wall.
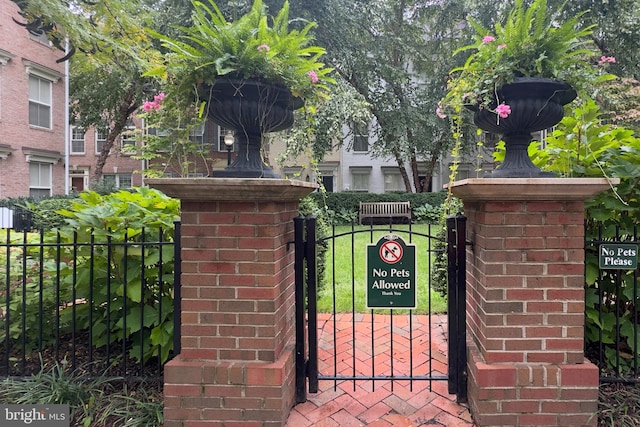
[177,200,298,363]
[152,179,316,427]
[459,191,600,427]
[0,0,66,197]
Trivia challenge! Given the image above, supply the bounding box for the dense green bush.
[53,188,180,364]
[0,195,77,231]
[501,100,640,374]
[307,191,448,224]
[0,188,180,365]
[299,195,330,293]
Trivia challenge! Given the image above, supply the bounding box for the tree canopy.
[10,0,640,189]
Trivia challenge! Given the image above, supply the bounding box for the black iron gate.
[294,215,467,403]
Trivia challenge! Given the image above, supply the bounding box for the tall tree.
[293,0,468,192]
[11,0,162,184]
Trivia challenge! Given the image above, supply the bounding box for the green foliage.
[298,195,329,294]
[0,359,116,425]
[412,203,442,223]
[51,188,179,365]
[524,100,640,374]
[93,383,164,427]
[0,232,69,351]
[0,188,180,365]
[441,0,614,118]
[147,0,334,108]
[431,197,464,297]
[307,191,448,225]
[23,198,76,230]
[0,360,163,426]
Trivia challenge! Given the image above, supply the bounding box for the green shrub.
[308,191,448,225]
[0,360,163,426]
[299,195,330,293]
[52,188,180,365]
[26,197,76,230]
[523,100,640,374]
[0,233,70,351]
[0,195,77,231]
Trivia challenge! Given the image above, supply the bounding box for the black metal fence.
[585,221,640,383]
[0,223,181,381]
[294,216,468,402]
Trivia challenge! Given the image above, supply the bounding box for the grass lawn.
[316,224,447,314]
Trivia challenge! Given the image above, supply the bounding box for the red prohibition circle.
[379,241,402,264]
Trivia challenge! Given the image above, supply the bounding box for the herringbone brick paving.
[285,313,476,426]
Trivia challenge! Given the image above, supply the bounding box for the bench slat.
[358,201,412,225]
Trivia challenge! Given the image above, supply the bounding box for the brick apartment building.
[0,0,67,198]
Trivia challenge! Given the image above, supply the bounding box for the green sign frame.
[599,243,639,270]
[366,234,416,309]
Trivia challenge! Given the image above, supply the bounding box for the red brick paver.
[285,314,476,427]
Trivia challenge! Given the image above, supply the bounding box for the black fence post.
[306,217,318,394]
[447,215,467,402]
[294,216,307,403]
[173,221,182,356]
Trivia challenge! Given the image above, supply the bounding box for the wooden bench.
[359,201,412,225]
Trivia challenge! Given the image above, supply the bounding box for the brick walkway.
[285,313,476,427]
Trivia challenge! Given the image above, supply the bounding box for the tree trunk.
[393,152,412,192]
[91,86,138,184]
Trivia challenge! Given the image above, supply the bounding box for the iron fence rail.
[295,216,468,403]
[0,223,180,381]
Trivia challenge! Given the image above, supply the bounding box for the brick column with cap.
[449,178,615,427]
[148,178,316,427]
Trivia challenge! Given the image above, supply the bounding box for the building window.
[28,75,51,128]
[71,126,85,154]
[29,31,51,46]
[101,174,132,189]
[29,162,52,198]
[120,120,137,153]
[352,122,369,152]
[190,123,206,148]
[96,128,107,154]
[217,126,235,152]
[383,171,404,192]
[350,168,371,192]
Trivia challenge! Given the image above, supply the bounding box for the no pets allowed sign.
[366,234,416,309]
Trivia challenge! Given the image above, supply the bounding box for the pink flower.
[257,44,270,53]
[482,35,495,44]
[495,103,511,119]
[307,70,319,84]
[142,101,155,112]
[497,44,507,50]
[142,93,165,112]
[436,106,446,119]
[598,56,616,65]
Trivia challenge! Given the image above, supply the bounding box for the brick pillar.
[148,178,317,427]
[449,178,615,427]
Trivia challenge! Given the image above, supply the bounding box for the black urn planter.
[473,77,576,178]
[202,78,303,178]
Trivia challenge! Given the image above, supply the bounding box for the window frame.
[95,128,108,155]
[29,161,52,198]
[70,126,86,154]
[352,122,369,153]
[28,74,52,129]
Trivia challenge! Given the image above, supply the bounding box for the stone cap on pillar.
[446,177,619,202]
[146,178,318,202]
